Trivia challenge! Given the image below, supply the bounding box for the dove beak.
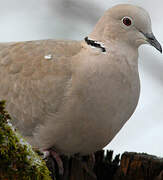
[145,33,162,53]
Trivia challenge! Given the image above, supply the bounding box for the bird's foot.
[74,153,97,179]
[81,162,97,179]
[43,148,64,176]
[83,153,96,179]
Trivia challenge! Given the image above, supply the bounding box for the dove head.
[90,4,162,53]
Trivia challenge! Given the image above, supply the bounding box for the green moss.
[0,100,52,180]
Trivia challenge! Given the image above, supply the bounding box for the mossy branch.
[0,100,52,180]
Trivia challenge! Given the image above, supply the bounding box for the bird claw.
[43,149,64,176]
[74,153,97,179]
[42,150,50,159]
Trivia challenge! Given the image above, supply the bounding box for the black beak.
[145,33,162,53]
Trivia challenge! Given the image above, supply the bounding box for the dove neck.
[84,37,106,52]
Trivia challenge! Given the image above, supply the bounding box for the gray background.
[0,0,162,157]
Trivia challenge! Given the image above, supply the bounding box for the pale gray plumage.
[0,4,161,155]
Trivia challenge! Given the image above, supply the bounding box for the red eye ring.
[122,17,132,26]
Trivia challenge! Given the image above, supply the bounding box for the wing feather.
[0,39,82,136]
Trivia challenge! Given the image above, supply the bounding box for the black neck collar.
[84,37,106,52]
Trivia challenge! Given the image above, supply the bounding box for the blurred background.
[0,0,162,157]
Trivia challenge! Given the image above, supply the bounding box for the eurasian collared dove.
[0,4,162,157]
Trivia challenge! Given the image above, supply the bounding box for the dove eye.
[122,17,133,27]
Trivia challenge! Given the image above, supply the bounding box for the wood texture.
[46,151,163,180]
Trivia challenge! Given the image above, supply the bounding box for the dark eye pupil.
[123,17,132,26]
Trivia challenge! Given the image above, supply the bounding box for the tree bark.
[114,152,163,180]
[46,150,163,180]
